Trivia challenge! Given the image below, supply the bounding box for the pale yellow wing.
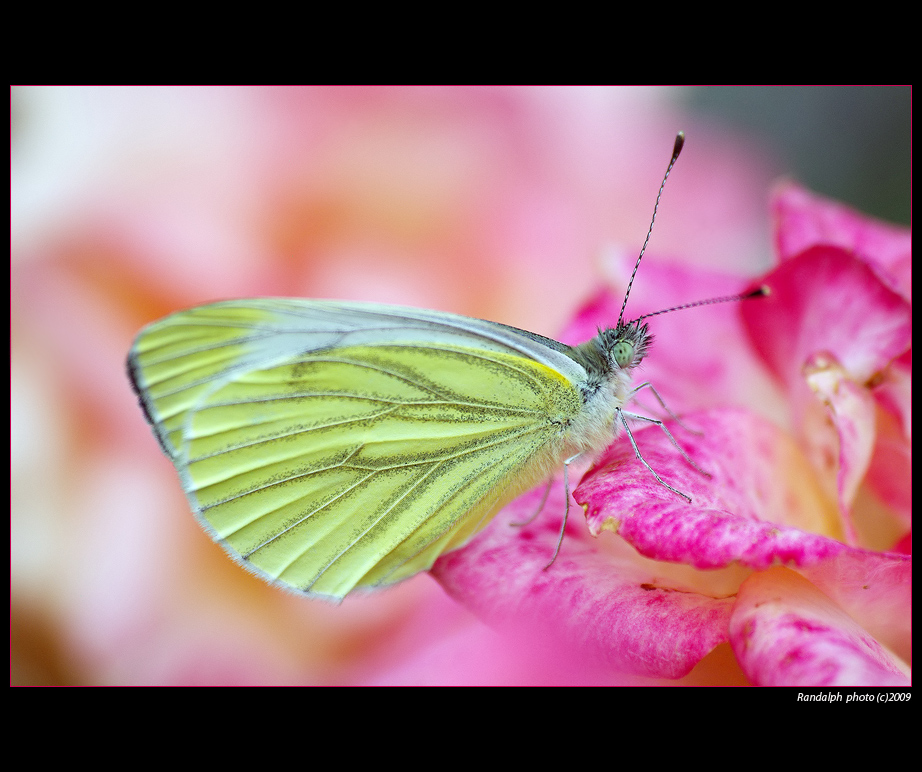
[129,300,584,600]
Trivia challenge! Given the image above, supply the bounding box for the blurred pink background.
[10,86,906,684]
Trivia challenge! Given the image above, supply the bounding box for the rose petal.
[873,348,912,441]
[741,246,910,549]
[772,183,911,300]
[729,566,910,686]
[576,408,846,567]
[432,483,733,679]
[742,246,911,390]
[575,407,911,667]
[803,353,877,540]
[796,550,911,666]
[865,379,912,528]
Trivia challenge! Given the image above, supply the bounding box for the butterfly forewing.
[129,300,584,600]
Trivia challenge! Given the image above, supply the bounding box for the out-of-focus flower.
[433,184,911,686]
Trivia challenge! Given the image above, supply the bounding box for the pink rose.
[433,184,911,686]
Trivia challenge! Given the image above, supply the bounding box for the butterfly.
[128,132,763,601]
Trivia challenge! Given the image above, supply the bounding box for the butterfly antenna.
[635,285,770,323]
[617,131,685,329]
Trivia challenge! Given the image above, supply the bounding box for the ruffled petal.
[575,407,911,669]
[577,408,844,560]
[729,566,910,686]
[432,482,733,680]
[802,353,877,540]
[742,246,911,391]
[772,183,911,300]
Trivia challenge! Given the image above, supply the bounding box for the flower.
[432,184,911,686]
[17,88,902,685]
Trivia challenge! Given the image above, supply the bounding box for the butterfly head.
[598,319,651,371]
[570,319,652,403]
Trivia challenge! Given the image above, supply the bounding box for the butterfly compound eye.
[613,340,634,368]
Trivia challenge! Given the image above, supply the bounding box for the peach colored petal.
[729,566,910,686]
[803,353,877,541]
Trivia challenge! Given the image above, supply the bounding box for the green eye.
[613,340,634,368]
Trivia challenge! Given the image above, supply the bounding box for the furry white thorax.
[559,321,652,461]
[564,364,634,458]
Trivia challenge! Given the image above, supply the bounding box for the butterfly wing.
[129,299,586,600]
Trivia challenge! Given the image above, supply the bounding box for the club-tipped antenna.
[635,285,771,324]
[617,131,685,329]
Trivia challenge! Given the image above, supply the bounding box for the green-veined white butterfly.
[128,133,763,601]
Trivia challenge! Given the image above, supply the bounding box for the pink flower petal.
[576,408,846,567]
[767,183,912,532]
[865,364,912,527]
[796,550,911,667]
[575,407,911,672]
[729,566,910,686]
[873,348,912,442]
[742,245,911,391]
[772,183,911,300]
[432,483,733,680]
[741,244,911,550]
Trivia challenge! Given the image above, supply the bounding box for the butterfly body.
[129,298,646,600]
[126,133,735,602]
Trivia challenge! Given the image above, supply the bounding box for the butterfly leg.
[510,477,553,527]
[620,408,710,480]
[543,453,581,570]
[618,409,699,503]
[628,381,703,436]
